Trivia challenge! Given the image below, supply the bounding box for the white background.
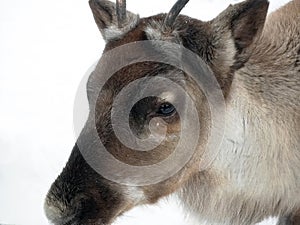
[0,0,289,224]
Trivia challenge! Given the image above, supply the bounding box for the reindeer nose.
[44,193,100,225]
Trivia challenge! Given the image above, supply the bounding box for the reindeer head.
[44,0,269,224]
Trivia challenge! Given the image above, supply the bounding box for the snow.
[0,0,289,224]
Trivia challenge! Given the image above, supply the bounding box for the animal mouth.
[51,207,120,225]
[47,208,110,225]
[55,217,108,225]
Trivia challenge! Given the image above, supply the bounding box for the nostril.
[44,193,101,225]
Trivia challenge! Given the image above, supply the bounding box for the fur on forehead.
[123,69,188,107]
[87,62,186,98]
[144,18,182,44]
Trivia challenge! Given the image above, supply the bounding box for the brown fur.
[45,0,300,225]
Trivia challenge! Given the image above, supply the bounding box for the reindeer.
[44,0,300,224]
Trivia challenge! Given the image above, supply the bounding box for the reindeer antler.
[116,0,127,27]
[164,0,189,31]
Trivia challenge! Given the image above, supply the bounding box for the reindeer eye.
[157,103,176,116]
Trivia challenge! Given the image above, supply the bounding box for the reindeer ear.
[89,0,139,42]
[214,0,269,53]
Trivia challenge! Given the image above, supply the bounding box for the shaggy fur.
[45,0,300,225]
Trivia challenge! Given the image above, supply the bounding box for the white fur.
[122,186,145,203]
[181,81,300,224]
[103,14,139,42]
[158,91,176,102]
